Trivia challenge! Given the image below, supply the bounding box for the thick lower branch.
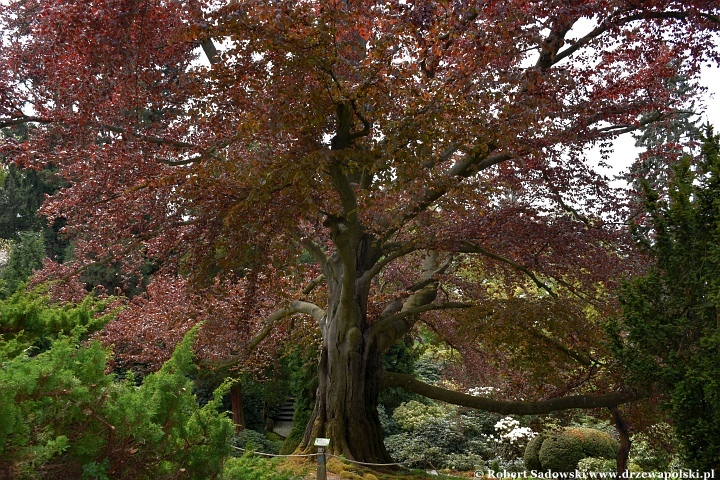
[380,371,646,415]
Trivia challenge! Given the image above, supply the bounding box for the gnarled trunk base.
[297,343,393,465]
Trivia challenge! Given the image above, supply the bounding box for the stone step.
[274,397,296,421]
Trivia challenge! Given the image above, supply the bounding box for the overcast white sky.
[593,63,719,182]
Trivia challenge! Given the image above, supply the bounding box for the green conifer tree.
[614,124,720,471]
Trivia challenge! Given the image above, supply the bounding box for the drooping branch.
[460,241,557,297]
[381,371,646,415]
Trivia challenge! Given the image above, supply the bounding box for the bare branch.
[204,299,327,369]
[247,300,326,351]
[0,115,54,129]
[552,10,718,68]
[98,123,199,150]
[200,38,220,65]
[541,171,591,227]
[360,241,417,284]
[385,147,511,241]
[302,274,326,295]
[407,255,454,293]
[380,371,646,415]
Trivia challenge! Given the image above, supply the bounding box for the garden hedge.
[524,427,618,473]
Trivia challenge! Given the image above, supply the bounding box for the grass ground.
[220,454,473,480]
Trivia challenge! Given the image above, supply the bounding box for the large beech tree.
[1,0,719,463]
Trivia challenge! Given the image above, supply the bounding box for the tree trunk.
[231,382,245,434]
[298,234,393,463]
[610,407,631,480]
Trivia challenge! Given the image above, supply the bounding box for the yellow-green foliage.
[392,400,449,431]
[524,427,618,473]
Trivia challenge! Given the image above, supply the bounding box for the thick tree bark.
[231,383,245,434]
[297,234,394,462]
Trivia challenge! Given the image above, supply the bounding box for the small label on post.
[314,438,330,447]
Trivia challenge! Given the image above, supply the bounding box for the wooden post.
[317,446,327,480]
[314,438,330,480]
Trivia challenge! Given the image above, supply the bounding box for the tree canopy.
[1,0,719,462]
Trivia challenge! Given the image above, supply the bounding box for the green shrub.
[385,399,527,469]
[572,428,619,459]
[444,452,486,471]
[524,433,546,471]
[392,400,447,431]
[220,454,302,480]
[525,427,619,473]
[233,429,284,455]
[0,322,234,479]
[577,457,615,473]
[538,431,586,473]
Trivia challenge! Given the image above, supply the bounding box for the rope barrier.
[326,453,424,467]
[232,446,424,466]
[231,446,319,458]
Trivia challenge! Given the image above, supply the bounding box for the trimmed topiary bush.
[538,430,586,473]
[523,433,546,471]
[524,427,619,473]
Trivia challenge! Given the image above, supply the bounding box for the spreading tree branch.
[380,371,646,415]
[302,239,328,270]
[302,274,326,295]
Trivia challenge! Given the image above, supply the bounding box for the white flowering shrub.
[383,400,534,471]
[467,386,495,396]
[494,417,537,458]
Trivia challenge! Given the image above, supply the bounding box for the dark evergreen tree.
[0,231,45,299]
[613,125,720,471]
